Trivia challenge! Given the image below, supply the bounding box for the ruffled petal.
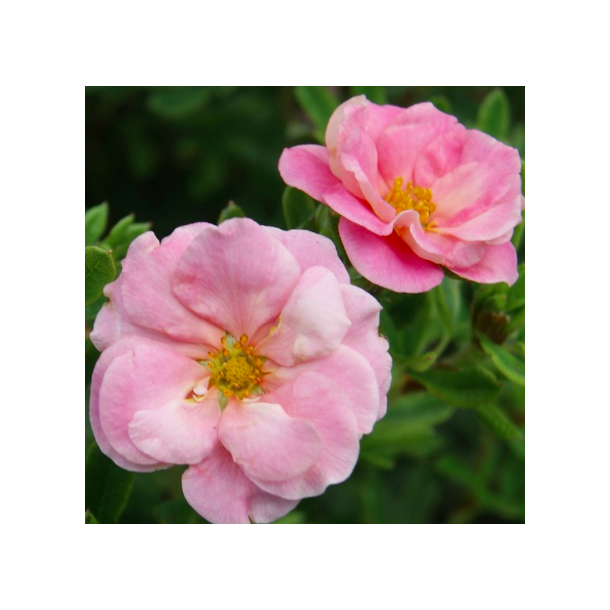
[448,242,519,285]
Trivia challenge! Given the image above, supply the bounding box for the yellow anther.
[205,332,266,403]
[385,177,438,231]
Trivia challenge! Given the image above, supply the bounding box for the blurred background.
[86,86,525,524]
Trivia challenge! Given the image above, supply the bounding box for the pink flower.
[89,218,391,523]
[279,96,524,293]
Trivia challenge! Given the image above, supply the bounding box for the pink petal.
[98,341,208,466]
[338,217,444,293]
[413,125,467,186]
[325,95,369,153]
[448,241,519,285]
[172,218,301,338]
[393,209,446,264]
[218,402,321,482]
[322,184,393,236]
[90,287,210,360]
[247,372,360,501]
[89,337,169,472]
[377,118,459,188]
[272,345,380,436]
[278,145,341,201]
[340,284,392,420]
[258,266,351,366]
[118,225,224,347]
[128,393,219,465]
[338,130,395,221]
[182,445,299,524]
[436,189,524,242]
[263,227,350,284]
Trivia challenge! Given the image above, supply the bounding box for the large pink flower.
[279,96,524,293]
[89,218,391,523]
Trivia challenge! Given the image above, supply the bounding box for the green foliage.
[282,187,316,229]
[410,367,502,409]
[480,338,525,386]
[295,86,339,143]
[218,201,246,224]
[86,87,525,524]
[477,88,510,140]
[85,443,135,523]
[350,86,387,104]
[85,246,115,305]
[85,202,109,246]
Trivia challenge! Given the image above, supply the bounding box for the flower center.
[385,177,438,229]
[205,333,265,402]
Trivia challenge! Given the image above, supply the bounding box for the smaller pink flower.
[89,218,391,523]
[279,96,524,293]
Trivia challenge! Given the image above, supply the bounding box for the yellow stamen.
[205,332,266,404]
[385,177,438,231]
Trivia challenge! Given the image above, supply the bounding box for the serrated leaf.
[282,187,316,229]
[218,201,245,224]
[85,202,109,246]
[85,246,116,305]
[85,443,135,523]
[475,403,523,440]
[480,338,525,386]
[410,367,501,408]
[478,88,510,140]
[350,86,387,104]
[294,86,338,143]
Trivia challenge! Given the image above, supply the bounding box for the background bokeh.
[86,86,525,524]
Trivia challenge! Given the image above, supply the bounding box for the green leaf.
[85,510,99,524]
[273,510,306,524]
[218,201,246,224]
[429,95,453,114]
[475,404,523,440]
[85,202,109,246]
[294,86,338,143]
[479,338,525,386]
[350,86,387,104]
[478,88,510,140]
[506,263,525,312]
[103,214,134,248]
[85,443,135,523]
[85,246,116,306]
[282,187,316,229]
[410,366,501,408]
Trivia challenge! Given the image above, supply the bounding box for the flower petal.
[172,218,301,338]
[339,130,396,221]
[278,145,341,200]
[377,115,459,188]
[182,445,299,524]
[338,217,444,293]
[247,372,360,500]
[118,225,224,347]
[263,227,350,284]
[219,401,321,482]
[322,184,393,236]
[271,345,380,436]
[258,266,351,366]
[448,241,519,285]
[128,393,219,465]
[89,337,169,472]
[98,341,208,466]
[339,284,392,420]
